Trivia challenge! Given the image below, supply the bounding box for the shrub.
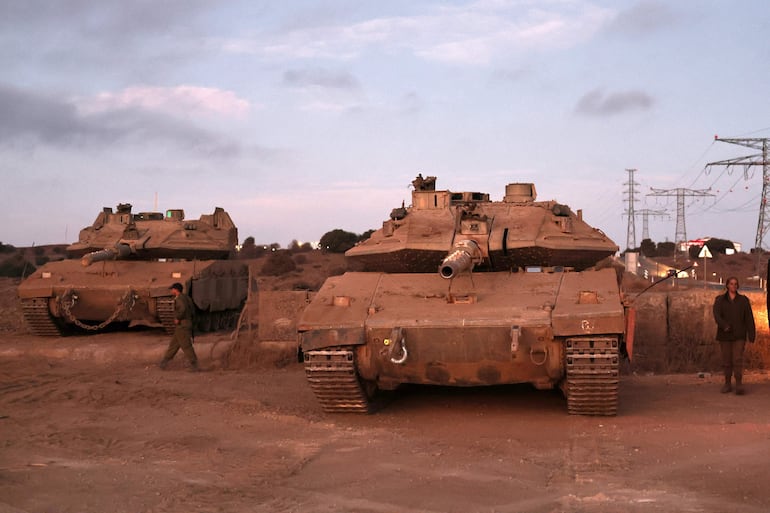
[0,254,35,277]
[259,251,297,276]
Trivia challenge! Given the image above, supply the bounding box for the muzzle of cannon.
[81,243,132,267]
[439,240,483,279]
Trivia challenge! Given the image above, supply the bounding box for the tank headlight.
[172,272,182,278]
[42,272,52,279]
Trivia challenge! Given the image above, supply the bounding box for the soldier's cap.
[169,282,184,292]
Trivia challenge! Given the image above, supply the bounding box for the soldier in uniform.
[712,276,755,394]
[159,282,199,371]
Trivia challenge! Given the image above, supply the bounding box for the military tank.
[298,175,631,416]
[18,203,248,336]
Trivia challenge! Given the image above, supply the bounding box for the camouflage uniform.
[161,292,198,369]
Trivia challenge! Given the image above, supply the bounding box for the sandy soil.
[2,327,770,513]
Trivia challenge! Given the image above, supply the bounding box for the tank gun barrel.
[439,240,482,279]
[81,243,132,267]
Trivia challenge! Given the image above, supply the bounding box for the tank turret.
[346,176,618,273]
[67,203,238,261]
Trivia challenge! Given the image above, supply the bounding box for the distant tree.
[239,236,258,258]
[358,229,375,242]
[639,238,657,257]
[259,250,297,276]
[688,245,702,260]
[705,238,735,254]
[657,241,675,257]
[319,229,359,253]
[0,242,16,254]
[289,240,313,253]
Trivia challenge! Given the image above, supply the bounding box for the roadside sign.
[698,245,713,259]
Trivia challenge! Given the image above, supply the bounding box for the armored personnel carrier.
[18,203,248,336]
[298,175,631,416]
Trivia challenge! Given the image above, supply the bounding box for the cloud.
[604,1,678,36]
[282,68,360,90]
[223,1,614,66]
[0,1,211,41]
[0,83,241,157]
[0,1,214,82]
[77,86,252,118]
[575,89,654,116]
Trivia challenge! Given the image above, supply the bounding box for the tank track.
[21,298,62,336]
[564,336,619,416]
[156,296,176,335]
[303,349,372,413]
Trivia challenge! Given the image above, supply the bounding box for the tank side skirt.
[303,349,372,413]
[564,336,619,416]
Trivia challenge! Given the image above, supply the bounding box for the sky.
[2,0,770,252]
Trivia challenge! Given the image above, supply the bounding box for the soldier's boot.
[720,373,732,394]
[158,358,171,370]
[734,374,745,395]
[188,361,200,373]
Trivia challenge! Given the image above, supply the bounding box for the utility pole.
[706,136,770,251]
[647,187,714,251]
[623,168,640,250]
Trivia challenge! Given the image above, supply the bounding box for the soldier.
[712,276,755,394]
[159,282,199,372]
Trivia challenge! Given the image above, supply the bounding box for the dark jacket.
[713,291,755,342]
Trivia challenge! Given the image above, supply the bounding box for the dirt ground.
[3,251,770,513]
[2,327,770,513]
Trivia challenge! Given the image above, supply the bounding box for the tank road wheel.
[564,336,620,416]
[156,296,176,335]
[21,298,63,336]
[303,348,378,413]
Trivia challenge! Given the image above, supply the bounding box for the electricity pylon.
[636,209,667,241]
[623,168,640,250]
[706,136,770,251]
[647,187,713,248]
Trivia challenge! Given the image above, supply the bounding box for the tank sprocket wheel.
[303,348,378,413]
[21,298,63,336]
[564,336,619,416]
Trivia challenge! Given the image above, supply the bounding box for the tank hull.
[18,259,248,335]
[299,269,625,415]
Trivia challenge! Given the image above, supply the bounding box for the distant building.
[680,237,739,254]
